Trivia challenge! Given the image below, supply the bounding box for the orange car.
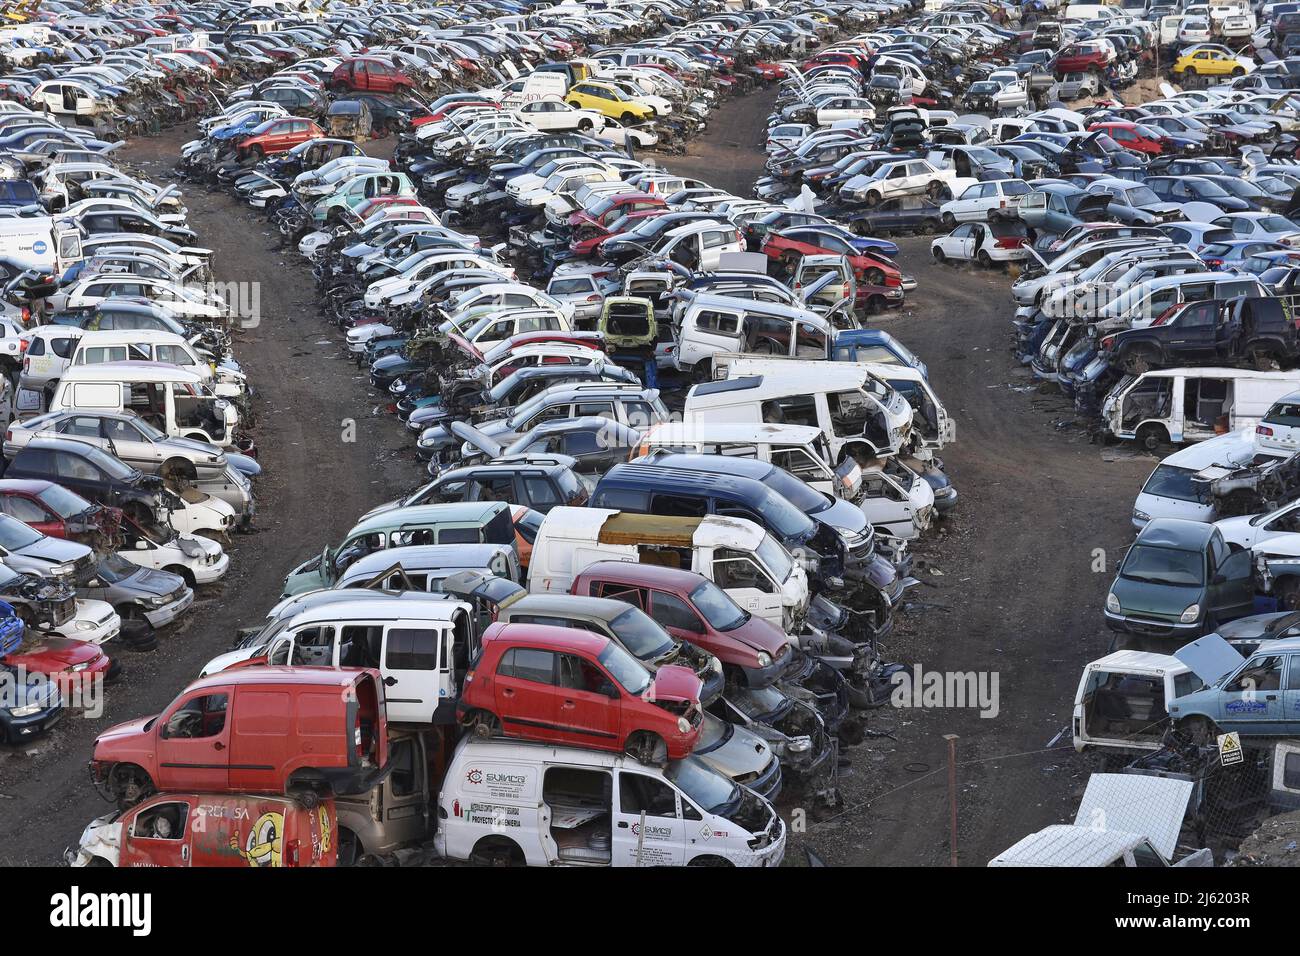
[237,117,324,160]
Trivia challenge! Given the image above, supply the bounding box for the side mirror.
[134,540,148,550]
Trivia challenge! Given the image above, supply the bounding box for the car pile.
[48,0,976,869]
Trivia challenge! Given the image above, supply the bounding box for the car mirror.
[134,540,148,550]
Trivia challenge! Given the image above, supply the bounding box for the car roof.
[574,557,706,591]
[483,620,610,654]
[1136,517,1216,548]
[186,665,373,693]
[347,501,508,536]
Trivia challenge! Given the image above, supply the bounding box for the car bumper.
[143,588,195,629]
[1104,608,1200,638]
[0,704,62,741]
[192,552,230,585]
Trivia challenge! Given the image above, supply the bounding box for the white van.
[632,421,935,539]
[674,294,833,377]
[1131,428,1269,529]
[1072,650,1200,755]
[69,329,247,398]
[50,361,239,448]
[527,506,809,632]
[435,737,786,867]
[199,595,479,725]
[684,367,915,462]
[1102,367,1300,448]
[720,357,956,458]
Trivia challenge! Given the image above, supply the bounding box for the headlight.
[1106,592,1121,613]
[148,596,170,607]
[1132,509,1150,522]
[712,657,723,674]
[73,620,96,631]
[49,563,73,575]
[71,661,90,672]
[1180,604,1201,624]
[10,703,40,717]
[677,717,691,734]
[756,652,772,668]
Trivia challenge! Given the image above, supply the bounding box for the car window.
[619,773,678,818]
[55,451,100,481]
[160,693,227,739]
[497,646,555,684]
[385,627,439,670]
[650,590,704,632]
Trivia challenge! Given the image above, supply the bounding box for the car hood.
[1111,575,1202,620]
[8,634,102,670]
[17,536,91,565]
[649,663,704,704]
[697,718,773,776]
[95,714,153,747]
[1174,633,1245,686]
[107,566,186,598]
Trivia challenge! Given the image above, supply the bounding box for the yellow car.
[565,81,654,122]
[1173,49,1250,78]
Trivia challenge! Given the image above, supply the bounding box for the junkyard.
[1,0,1300,889]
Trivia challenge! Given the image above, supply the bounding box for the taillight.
[995,237,1023,249]
[1259,425,1275,437]
[585,294,600,302]
[354,714,364,760]
[285,839,301,867]
[20,308,29,325]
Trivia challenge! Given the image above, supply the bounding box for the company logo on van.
[630,822,674,839]
[466,768,483,784]
[32,240,47,255]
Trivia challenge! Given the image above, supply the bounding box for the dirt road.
[0,127,415,864]
[669,89,1154,865]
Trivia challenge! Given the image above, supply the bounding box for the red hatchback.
[762,228,903,288]
[1087,122,1169,157]
[330,57,417,95]
[237,117,324,159]
[0,479,121,548]
[458,622,703,765]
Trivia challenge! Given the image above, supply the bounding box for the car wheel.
[1135,422,1168,454]
[466,709,500,737]
[932,246,946,263]
[626,731,668,766]
[578,118,593,131]
[977,250,992,268]
[941,212,955,229]
[864,190,881,206]
[621,111,636,123]
[1277,576,1300,611]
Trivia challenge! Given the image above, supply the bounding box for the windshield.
[664,755,740,816]
[1121,543,1204,587]
[762,467,829,515]
[37,484,95,518]
[82,444,139,480]
[0,514,42,549]
[1141,464,1207,504]
[96,551,143,584]
[756,533,794,583]
[690,580,748,631]
[597,641,651,695]
[610,607,674,661]
[1124,186,1161,206]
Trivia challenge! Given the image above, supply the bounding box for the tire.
[687,855,734,866]
[578,118,593,131]
[864,267,885,285]
[864,190,881,207]
[621,111,636,123]
[292,787,321,810]
[466,709,500,737]
[110,763,155,810]
[932,246,946,263]
[1232,67,1245,77]
[1181,716,1219,747]
[1276,575,1300,611]
[470,837,525,867]
[1135,422,1168,454]
[977,250,992,268]
[625,731,668,766]
[941,212,955,229]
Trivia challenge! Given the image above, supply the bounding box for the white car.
[165,490,238,540]
[119,530,229,586]
[596,117,658,148]
[939,179,1033,225]
[815,95,876,126]
[515,99,606,133]
[931,221,1029,266]
[547,270,612,323]
[844,158,977,205]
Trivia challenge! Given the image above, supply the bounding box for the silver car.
[3,409,253,517]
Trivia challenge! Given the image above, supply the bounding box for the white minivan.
[435,737,786,867]
[1102,367,1300,449]
[1130,428,1267,529]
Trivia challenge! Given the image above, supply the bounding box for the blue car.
[832,329,928,379]
[1170,633,1300,741]
[1201,239,1289,271]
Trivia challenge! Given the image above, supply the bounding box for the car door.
[1281,654,1300,728]
[493,645,560,740]
[1207,533,1255,620]
[52,448,106,501]
[100,416,158,468]
[381,622,443,724]
[554,651,620,747]
[612,769,686,866]
[154,690,231,791]
[712,548,782,624]
[1216,653,1286,732]
[118,797,195,867]
[646,588,709,644]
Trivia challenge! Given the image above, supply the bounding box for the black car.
[417,455,590,510]
[4,438,165,527]
[840,197,943,236]
[1101,297,1300,373]
[79,553,192,647]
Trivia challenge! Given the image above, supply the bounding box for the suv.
[457,621,703,765]
[366,456,589,516]
[1101,298,1300,373]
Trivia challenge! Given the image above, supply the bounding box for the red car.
[0,479,121,548]
[761,228,903,288]
[330,57,417,95]
[801,51,866,72]
[570,561,794,689]
[568,192,666,257]
[237,117,324,159]
[1087,121,1169,156]
[457,622,703,764]
[3,632,115,694]
[1053,42,1110,76]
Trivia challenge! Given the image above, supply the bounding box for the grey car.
[0,512,96,581]
[3,409,254,517]
[79,552,192,645]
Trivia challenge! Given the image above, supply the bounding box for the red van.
[90,668,388,807]
[71,792,338,868]
[458,622,703,765]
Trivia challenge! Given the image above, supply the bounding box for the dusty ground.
[0,91,1159,866]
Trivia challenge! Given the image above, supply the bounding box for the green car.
[1104,518,1255,639]
[281,501,518,596]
